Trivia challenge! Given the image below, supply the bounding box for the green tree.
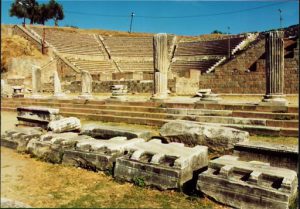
[10,0,39,24]
[48,0,64,26]
[211,30,225,34]
[9,0,28,25]
[34,3,51,25]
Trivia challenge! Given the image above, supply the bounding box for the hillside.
[1,34,43,73]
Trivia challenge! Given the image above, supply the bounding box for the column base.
[29,93,45,99]
[150,93,168,101]
[260,94,288,106]
[196,94,221,104]
[52,93,66,99]
[107,95,127,102]
[78,94,93,100]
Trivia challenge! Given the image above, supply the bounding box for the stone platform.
[234,141,298,171]
[62,137,144,171]
[197,155,298,209]
[1,127,44,152]
[114,139,208,190]
[16,106,60,128]
[80,124,152,140]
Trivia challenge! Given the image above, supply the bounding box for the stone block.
[160,120,249,152]
[80,124,152,140]
[16,106,60,128]
[62,137,144,171]
[1,127,44,152]
[197,155,298,209]
[48,117,81,133]
[114,139,208,190]
[234,141,298,171]
[26,132,84,163]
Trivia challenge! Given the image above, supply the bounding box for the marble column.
[78,70,93,99]
[262,31,287,105]
[53,71,65,98]
[31,67,42,98]
[151,33,169,100]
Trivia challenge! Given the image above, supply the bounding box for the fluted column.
[262,31,287,105]
[151,33,169,100]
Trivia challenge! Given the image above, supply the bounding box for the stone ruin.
[12,86,24,98]
[197,155,297,209]
[109,84,128,101]
[78,70,93,100]
[53,71,65,98]
[196,89,222,103]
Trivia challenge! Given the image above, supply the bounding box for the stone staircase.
[1,98,298,137]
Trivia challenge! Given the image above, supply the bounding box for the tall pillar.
[31,67,42,98]
[151,33,169,100]
[262,31,287,105]
[78,70,93,99]
[53,71,65,98]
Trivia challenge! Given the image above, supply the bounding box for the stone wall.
[198,39,299,94]
[12,25,42,51]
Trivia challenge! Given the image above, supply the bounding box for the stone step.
[2,102,298,128]
[232,110,298,120]
[1,106,297,136]
[2,98,298,113]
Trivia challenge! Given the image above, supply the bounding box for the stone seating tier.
[171,59,219,73]
[29,27,106,57]
[66,57,116,72]
[175,37,245,56]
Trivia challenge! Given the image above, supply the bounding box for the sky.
[1,0,299,36]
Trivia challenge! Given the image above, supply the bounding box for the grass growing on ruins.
[249,135,298,146]
[1,147,224,208]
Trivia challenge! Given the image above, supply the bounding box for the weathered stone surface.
[48,117,81,133]
[1,198,32,208]
[197,155,298,209]
[12,86,24,98]
[31,66,42,98]
[78,70,93,99]
[109,85,128,101]
[114,139,208,190]
[152,33,169,100]
[1,127,44,152]
[62,137,144,171]
[17,106,60,128]
[80,124,152,140]
[53,71,65,98]
[160,120,249,152]
[26,132,83,163]
[234,141,298,171]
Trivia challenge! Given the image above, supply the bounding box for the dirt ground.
[1,111,298,208]
[0,111,225,208]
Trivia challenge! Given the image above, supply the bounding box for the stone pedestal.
[78,70,93,100]
[261,31,287,106]
[196,89,221,103]
[109,85,127,101]
[12,86,24,98]
[151,33,169,100]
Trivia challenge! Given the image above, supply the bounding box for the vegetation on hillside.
[1,34,42,73]
[9,0,64,26]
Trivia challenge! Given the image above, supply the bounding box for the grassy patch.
[250,135,298,145]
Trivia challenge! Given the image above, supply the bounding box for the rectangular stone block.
[80,124,152,140]
[26,132,85,163]
[114,139,208,190]
[234,141,298,171]
[197,155,298,209]
[62,137,145,171]
[17,106,60,128]
[1,127,44,152]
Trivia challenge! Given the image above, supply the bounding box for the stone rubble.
[114,139,208,190]
[197,155,298,209]
[48,117,81,133]
[160,120,249,152]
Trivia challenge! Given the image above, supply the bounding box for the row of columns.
[30,31,287,106]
